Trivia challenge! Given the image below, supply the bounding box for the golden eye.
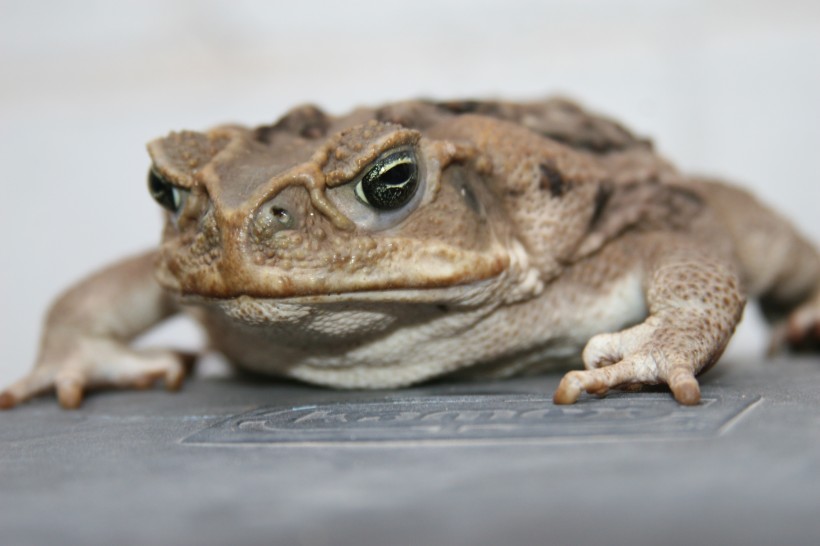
[354,150,419,211]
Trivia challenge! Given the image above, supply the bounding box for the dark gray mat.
[2,356,818,546]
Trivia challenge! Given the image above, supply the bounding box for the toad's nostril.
[270,206,293,228]
[252,201,298,238]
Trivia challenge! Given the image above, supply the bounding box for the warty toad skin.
[2,98,818,409]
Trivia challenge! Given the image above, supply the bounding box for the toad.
[2,98,818,409]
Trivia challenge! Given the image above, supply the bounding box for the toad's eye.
[148,169,186,213]
[355,150,419,211]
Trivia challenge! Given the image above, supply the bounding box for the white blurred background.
[1,0,818,382]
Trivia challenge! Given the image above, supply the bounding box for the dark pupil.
[379,163,412,185]
[361,154,418,210]
[148,169,180,212]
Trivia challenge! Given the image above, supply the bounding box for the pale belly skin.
[2,98,819,410]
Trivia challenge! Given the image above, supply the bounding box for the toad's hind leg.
[695,180,820,352]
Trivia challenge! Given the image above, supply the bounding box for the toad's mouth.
[159,237,541,308]
[177,277,506,309]
[156,228,531,303]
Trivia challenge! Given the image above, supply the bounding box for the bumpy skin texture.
[2,98,819,409]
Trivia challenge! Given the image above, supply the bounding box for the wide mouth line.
[176,278,501,307]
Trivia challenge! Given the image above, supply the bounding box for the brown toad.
[2,98,819,409]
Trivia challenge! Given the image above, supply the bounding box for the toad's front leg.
[554,241,746,405]
[0,251,188,409]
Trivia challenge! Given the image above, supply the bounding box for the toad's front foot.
[553,321,707,406]
[0,338,193,409]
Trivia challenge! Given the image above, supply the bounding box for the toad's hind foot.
[768,293,820,354]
